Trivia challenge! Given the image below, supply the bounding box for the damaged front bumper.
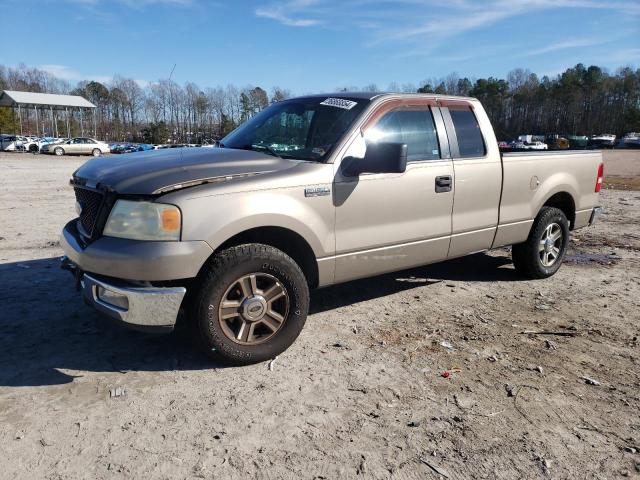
[62,257,186,332]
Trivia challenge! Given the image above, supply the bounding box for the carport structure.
[0,90,97,138]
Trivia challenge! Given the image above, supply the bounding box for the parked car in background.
[545,135,570,150]
[34,137,63,153]
[19,136,47,153]
[517,134,545,144]
[42,137,109,156]
[508,140,527,150]
[523,141,548,150]
[110,143,155,154]
[589,134,616,149]
[621,132,640,148]
[0,134,32,151]
[0,134,17,151]
[568,135,589,149]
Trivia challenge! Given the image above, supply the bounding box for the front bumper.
[63,260,186,331]
[82,273,185,331]
[60,220,213,281]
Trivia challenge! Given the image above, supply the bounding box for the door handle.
[435,175,452,193]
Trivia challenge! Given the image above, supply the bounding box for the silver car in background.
[42,137,110,156]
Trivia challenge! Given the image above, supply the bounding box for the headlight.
[103,200,181,241]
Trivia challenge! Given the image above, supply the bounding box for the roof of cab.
[295,92,477,101]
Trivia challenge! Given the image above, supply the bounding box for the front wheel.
[54,147,65,156]
[512,206,569,279]
[91,148,101,157]
[191,244,309,365]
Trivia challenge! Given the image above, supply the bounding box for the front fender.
[174,188,334,259]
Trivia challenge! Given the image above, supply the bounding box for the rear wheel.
[91,148,101,157]
[191,244,309,365]
[54,147,64,156]
[512,206,569,279]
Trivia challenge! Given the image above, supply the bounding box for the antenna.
[168,64,177,143]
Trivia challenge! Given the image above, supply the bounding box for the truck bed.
[496,150,602,247]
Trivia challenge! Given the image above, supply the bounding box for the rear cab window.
[448,106,486,158]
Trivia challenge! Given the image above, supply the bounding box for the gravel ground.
[0,151,639,479]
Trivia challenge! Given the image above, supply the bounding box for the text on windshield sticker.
[320,98,358,110]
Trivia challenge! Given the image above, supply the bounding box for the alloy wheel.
[539,222,563,267]
[218,273,289,345]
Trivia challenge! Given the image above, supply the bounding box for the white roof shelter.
[0,90,96,137]
[0,90,96,109]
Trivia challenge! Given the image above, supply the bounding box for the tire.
[54,147,65,156]
[29,144,39,153]
[91,148,101,157]
[512,206,569,279]
[191,244,309,365]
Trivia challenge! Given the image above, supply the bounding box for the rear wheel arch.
[541,191,576,229]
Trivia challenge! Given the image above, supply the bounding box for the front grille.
[74,187,104,237]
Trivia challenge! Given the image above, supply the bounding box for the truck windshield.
[220,97,369,162]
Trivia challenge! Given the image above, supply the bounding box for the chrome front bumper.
[80,272,186,332]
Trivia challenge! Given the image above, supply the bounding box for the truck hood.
[72,147,301,195]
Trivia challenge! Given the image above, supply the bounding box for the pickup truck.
[60,93,604,365]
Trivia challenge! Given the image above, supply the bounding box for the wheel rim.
[55,148,63,155]
[93,149,100,156]
[218,273,289,345]
[539,222,563,267]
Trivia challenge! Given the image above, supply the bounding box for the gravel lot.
[0,151,639,479]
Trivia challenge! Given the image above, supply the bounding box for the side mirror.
[343,142,407,176]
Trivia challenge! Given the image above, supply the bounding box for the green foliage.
[141,121,169,144]
[220,113,236,137]
[0,107,17,132]
[418,64,640,138]
[625,105,640,132]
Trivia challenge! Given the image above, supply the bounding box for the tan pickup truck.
[60,93,603,365]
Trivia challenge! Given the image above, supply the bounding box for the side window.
[366,108,441,161]
[449,107,486,158]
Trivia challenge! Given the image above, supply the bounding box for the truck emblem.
[304,186,331,197]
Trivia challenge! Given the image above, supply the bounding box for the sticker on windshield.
[320,98,358,110]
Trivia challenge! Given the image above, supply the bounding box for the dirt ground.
[0,150,639,479]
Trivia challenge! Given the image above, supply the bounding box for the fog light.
[97,286,129,310]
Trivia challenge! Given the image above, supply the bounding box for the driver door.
[82,138,97,154]
[333,100,454,283]
[66,138,82,153]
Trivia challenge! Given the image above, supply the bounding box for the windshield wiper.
[243,144,282,159]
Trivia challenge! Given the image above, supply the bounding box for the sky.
[1,0,639,94]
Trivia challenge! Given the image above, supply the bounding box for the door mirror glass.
[343,142,407,176]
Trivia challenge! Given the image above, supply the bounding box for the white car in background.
[0,134,29,151]
[41,137,110,156]
[524,141,548,150]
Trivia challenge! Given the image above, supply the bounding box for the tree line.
[1,62,638,143]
